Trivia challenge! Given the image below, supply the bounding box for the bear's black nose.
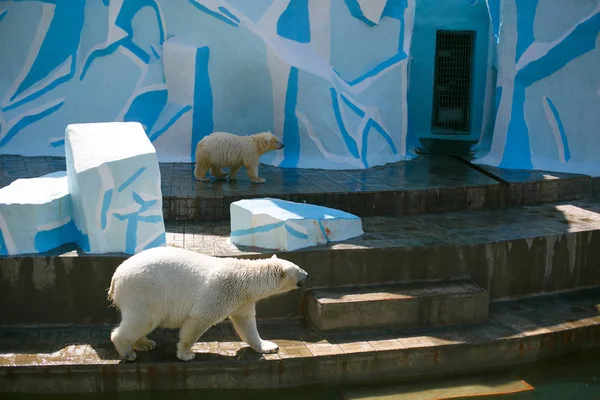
[278,142,285,149]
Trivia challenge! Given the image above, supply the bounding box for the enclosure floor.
[1,154,587,198]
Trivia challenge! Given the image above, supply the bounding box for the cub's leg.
[194,159,210,182]
[228,165,242,181]
[245,161,266,184]
[194,145,210,182]
[210,167,227,180]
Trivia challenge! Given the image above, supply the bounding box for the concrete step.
[1,288,599,393]
[2,200,600,325]
[307,280,489,332]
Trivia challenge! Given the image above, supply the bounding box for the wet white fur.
[108,247,307,362]
[194,131,283,184]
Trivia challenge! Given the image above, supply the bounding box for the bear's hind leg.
[228,165,241,181]
[133,336,157,352]
[176,317,211,361]
[111,313,157,362]
[194,159,210,182]
[229,304,279,354]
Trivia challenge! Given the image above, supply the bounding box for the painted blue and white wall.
[474,0,600,176]
[0,0,415,169]
[2,0,598,175]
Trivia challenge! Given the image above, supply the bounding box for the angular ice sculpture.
[230,198,363,251]
[0,171,81,255]
[65,122,166,254]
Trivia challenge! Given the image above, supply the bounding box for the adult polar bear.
[108,247,308,361]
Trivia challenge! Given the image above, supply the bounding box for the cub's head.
[252,131,285,155]
[265,254,308,294]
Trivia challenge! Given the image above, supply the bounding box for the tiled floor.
[163,155,502,199]
[0,154,501,196]
[0,288,598,367]
[3,154,590,195]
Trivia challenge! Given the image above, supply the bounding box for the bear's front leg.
[176,317,211,361]
[246,163,266,184]
[229,303,279,354]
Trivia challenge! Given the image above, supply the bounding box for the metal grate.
[431,30,475,133]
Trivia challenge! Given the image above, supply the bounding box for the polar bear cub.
[194,131,284,184]
[108,247,308,362]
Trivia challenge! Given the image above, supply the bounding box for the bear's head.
[266,254,308,294]
[252,131,285,155]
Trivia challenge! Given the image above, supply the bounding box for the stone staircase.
[2,154,600,393]
[1,288,599,393]
[2,198,600,394]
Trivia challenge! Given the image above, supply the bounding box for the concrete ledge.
[2,201,600,325]
[1,288,599,393]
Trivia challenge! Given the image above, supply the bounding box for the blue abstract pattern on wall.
[4,0,85,113]
[475,0,600,176]
[0,0,416,169]
[3,0,597,176]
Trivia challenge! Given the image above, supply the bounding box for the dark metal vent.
[432,30,475,133]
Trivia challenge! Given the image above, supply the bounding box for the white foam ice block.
[230,198,363,251]
[65,122,166,254]
[0,171,77,255]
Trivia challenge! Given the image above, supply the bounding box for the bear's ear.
[271,254,278,259]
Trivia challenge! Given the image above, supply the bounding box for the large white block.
[0,171,78,255]
[230,198,363,251]
[65,122,166,254]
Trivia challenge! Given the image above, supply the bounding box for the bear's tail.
[107,277,116,307]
